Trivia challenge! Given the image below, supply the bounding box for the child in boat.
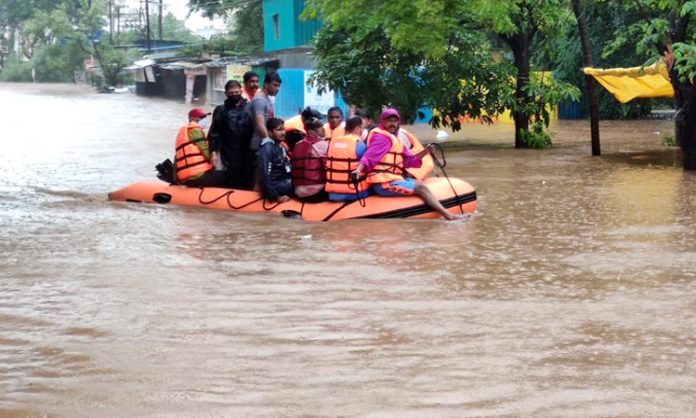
[256,118,293,203]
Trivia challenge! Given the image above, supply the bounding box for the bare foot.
[444,213,468,221]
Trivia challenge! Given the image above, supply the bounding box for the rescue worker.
[291,117,328,202]
[350,108,463,221]
[257,118,293,203]
[323,106,345,140]
[208,79,255,190]
[325,116,371,201]
[174,108,227,188]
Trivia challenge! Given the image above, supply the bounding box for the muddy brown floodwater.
[1,83,695,417]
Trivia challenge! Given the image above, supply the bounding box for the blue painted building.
[262,0,348,118]
[263,0,322,52]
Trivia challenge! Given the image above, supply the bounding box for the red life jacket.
[325,134,369,194]
[291,135,326,186]
[174,122,213,182]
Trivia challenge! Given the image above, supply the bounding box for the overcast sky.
[124,0,226,31]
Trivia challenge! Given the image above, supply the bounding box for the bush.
[520,121,553,149]
[0,57,33,82]
[661,134,676,147]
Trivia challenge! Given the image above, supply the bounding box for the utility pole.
[158,0,163,40]
[144,0,151,53]
[116,6,121,43]
[108,0,113,43]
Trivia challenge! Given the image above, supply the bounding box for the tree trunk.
[506,34,531,148]
[667,15,696,170]
[572,0,601,155]
[672,81,696,170]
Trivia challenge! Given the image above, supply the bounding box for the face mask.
[226,95,242,105]
[198,118,209,129]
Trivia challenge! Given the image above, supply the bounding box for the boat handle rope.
[196,188,264,210]
[429,143,464,215]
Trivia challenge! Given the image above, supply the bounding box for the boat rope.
[429,143,464,215]
[197,188,264,210]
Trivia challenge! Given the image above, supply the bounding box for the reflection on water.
[1,83,695,417]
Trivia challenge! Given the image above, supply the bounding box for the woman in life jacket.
[291,117,329,202]
[174,108,227,188]
[325,116,372,201]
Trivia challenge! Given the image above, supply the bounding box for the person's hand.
[350,169,361,182]
[277,195,290,203]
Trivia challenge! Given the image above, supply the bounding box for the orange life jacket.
[323,122,345,140]
[365,128,406,184]
[399,129,434,180]
[325,134,369,194]
[174,122,213,182]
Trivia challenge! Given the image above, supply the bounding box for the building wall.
[263,0,297,52]
[293,0,322,46]
[263,0,321,52]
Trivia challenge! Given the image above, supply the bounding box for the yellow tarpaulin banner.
[583,61,674,103]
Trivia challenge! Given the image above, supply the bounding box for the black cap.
[301,107,323,120]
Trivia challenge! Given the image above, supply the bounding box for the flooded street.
[1,83,695,417]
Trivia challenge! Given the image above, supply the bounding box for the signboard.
[303,70,335,113]
[226,64,251,84]
[185,76,195,104]
[73,70,85,84]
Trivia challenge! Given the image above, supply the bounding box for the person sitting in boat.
[291,117,329,202]
[350,108,462,221]
[325,116,372,201]
[323,106,345,141]
[284,107,324,152]
[257,118,293,203]
[174,108,227,188]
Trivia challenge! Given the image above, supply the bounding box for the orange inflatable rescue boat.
[108,177,477,222]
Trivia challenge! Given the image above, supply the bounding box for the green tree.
[306,0,580,148]
[188,0,263,53]
[605,0,696,169]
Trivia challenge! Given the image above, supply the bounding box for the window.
[273,14,280,40]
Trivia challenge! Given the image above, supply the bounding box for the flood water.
[1,83,695,417]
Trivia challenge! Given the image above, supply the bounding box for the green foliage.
[662,133,676,146]
[0,56,33,81]
[188,0,263,54]
[554,1,655,119]
[308,0,578,142]
[672,42,696,82]
[311,26,427,121]
[520,120,552,149]
[33,42,87,82]
[231,0,263,53]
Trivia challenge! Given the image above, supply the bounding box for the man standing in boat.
[247,72,282,152]
[208,80,255,190]
[350,108,463,221]
[241,71,260,101]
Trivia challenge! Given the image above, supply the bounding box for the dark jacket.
[208,97,254,167]
[256,138,292,201]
